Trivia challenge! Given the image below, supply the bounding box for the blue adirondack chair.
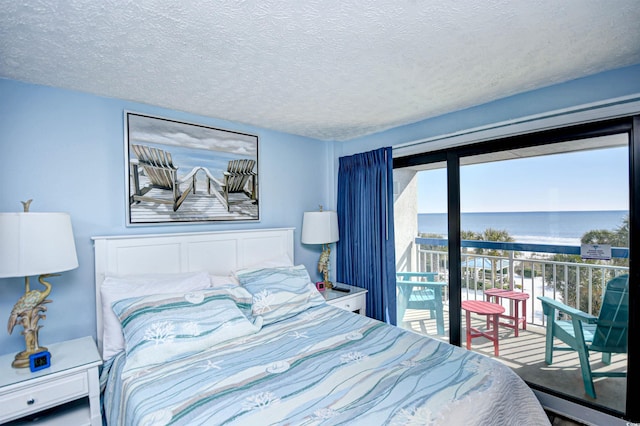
[396,271,446,335]
[538,274,628,398]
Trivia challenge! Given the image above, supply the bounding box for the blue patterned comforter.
[102,304,549,425]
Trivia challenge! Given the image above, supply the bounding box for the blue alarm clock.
[29,351,51,372]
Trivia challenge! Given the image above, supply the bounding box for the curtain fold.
[336,147,397,324]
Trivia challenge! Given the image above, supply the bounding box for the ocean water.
[418,210,628,245]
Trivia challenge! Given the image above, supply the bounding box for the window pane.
[458,135,628,413]
[394,162,450,343]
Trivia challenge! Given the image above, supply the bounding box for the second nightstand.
[323,283,368,316]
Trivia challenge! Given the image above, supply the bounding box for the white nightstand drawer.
[0,372,87,422]
[330,296,365,313]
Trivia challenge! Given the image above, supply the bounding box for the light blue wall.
[337,63,640,157]
[2,64,639,357]
[0,78,333,356]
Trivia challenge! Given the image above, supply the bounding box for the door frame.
[394,115,638,421]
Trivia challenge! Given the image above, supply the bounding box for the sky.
[418,145,629,213]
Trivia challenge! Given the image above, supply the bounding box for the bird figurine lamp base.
[7,274,56,368]
[318,243,333,289]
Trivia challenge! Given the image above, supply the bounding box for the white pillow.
[100,271,211,360]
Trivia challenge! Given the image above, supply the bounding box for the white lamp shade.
[0,212,79,278]
[301,211,339,244]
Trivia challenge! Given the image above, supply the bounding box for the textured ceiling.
[1,1,639,141]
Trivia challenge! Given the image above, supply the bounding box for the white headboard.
[92,228,294,351]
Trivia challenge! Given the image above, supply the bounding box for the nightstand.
[323,283,368,316]
[0,336,102,425]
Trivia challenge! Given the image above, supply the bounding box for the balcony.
[397,237,628,413]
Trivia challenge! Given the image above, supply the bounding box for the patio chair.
[396,272,446,335]
[222,159,257,212]
[130,144,195,211]
[538,274,628,398]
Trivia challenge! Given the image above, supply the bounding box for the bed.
[94,228,550,425]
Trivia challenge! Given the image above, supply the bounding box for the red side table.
[461,300,505,356]
[484,289,530,337]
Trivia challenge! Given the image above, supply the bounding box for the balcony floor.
[400,307,627,415]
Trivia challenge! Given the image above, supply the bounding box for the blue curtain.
[336,147,397,324]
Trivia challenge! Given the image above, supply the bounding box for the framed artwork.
[125,112,259,225]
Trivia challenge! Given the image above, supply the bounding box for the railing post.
[508,251,515,290]
[576,266,581,312]
[588,267,593,315]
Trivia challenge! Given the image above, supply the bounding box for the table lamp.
[301,207,339,289]
[0,200,78,368]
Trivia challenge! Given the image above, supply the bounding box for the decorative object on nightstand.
[0,200,78,368]
[28,350,51,372]
[301,206,339,289]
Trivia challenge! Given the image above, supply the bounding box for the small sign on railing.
[580,244,612,260]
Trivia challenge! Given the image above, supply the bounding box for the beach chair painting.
[126,112,259,225]
[222,159,257,212]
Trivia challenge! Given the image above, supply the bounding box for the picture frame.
[125,112,259,225]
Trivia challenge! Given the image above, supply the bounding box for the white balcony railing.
[412,238,629,327]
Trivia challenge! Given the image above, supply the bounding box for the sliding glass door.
[393,116,638,420]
